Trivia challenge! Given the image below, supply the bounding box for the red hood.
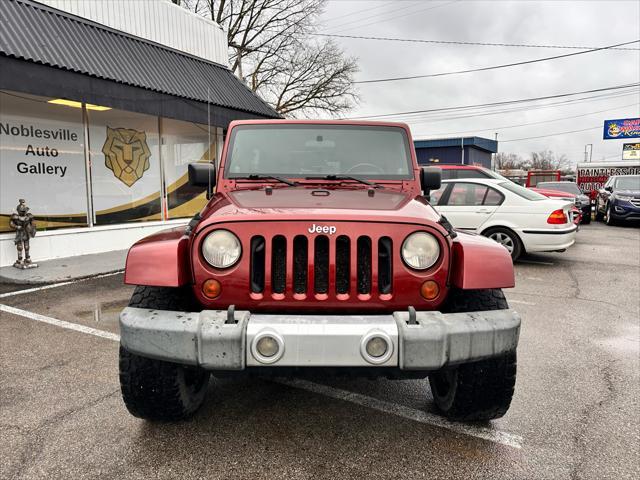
[196,187,442,234]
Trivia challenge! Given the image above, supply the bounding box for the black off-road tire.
[595,202,605,221]
[120,286,209,421]
[128,285,198,311]
[581,211,591,224]
[429,289,517,421]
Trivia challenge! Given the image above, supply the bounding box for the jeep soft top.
[119,120,520,422]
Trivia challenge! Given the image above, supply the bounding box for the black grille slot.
[250,236,265,293]
[378,237,393,294]
[314,236,329,294]
[357,236,372,294]
[335,235,350,294]
[271,235,286,294]
[293,236,308,294]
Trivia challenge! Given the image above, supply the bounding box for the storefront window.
[0,90,88,232]
[87,108,162,225]
[160,118,212,219]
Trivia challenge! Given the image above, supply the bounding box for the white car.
[430,178,577,260]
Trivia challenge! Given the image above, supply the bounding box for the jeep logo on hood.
[308,224,337,235]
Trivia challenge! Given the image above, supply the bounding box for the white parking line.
[0,304,121,341]
[508,299,537,306]
[518,259,555,266]
[0,271,123,299]
[1,303,523,450]
[278,379,523,449]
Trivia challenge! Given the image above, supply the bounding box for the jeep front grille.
[250,234,393,298]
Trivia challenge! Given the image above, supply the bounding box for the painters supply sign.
[622,143,640,160]
[603,118,640,140]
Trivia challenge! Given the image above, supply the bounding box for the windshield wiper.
[236,174,298,186]
[305,175,383,189]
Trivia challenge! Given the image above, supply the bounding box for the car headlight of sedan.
[401,232,440,270]
[202,230,242,268]
[616,194,633,202]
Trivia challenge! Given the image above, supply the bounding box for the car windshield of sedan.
[538,182,582,195]
[615,175,640,190]
[224,124,413,180]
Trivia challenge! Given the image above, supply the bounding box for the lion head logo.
[102,127,151,187]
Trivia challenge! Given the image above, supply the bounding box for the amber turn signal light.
[420,280,439,300]
[202,279,222,299]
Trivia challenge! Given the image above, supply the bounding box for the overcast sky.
[316,0,640,164]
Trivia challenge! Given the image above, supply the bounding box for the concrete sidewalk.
[0,249,127,284]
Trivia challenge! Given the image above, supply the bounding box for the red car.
[118,121,520,423]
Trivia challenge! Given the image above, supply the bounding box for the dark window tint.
[445,183,488,206]
[440,169,456,180]
[429,184,449,205]
[483,188,504,206]
[457,169,491,179]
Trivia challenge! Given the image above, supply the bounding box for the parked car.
[528,187,582,225]
[119,120,521,423]
[430,178,577,260]
[437,164,506,180]
[534,181,591,224]
[436,165,582,225]
[595,174,640,224]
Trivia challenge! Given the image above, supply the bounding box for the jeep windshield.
[224,124,414,182]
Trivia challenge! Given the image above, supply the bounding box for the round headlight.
[402,232,440,270]
[202,230,241,268]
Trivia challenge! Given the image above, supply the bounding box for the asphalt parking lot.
[1,222,638,480]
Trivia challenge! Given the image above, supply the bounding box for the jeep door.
[435,182,504,231]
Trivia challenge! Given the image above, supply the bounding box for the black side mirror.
[188,163,216,199]
[420,167,441,195]
[605,186,613,192]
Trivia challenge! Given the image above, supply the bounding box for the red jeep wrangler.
[119,120,520,422]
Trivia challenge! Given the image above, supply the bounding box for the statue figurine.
[9,199,38,269]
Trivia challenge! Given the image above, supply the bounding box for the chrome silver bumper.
[119,307,520,371]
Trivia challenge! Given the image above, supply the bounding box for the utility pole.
[492,132,498,170]
[584,143,593,163]
[460,137,465,165]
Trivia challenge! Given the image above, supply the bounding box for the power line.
[411,102,639,137]
[310,33,640,51]
[379,91,638,124]
[501,125,601,143]
[326,1,460,35]
[353,39,640,84]
[346,82,640,119]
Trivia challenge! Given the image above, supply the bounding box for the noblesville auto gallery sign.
[603,118,640,140]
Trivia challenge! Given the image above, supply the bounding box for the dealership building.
[0,0,278,266]
[413,137,498,169]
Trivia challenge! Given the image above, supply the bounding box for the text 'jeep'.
[119,120,520,422]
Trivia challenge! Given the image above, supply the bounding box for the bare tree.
[173,0,358,117]
[495,152,525,170]
[527,150,570,170]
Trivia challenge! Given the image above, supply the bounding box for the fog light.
[256,336,279,358]
[366,337,388,358]
[251,331,285,364]
[202,278,222,299]
[420,280,439,300]
[360,331,393,364]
